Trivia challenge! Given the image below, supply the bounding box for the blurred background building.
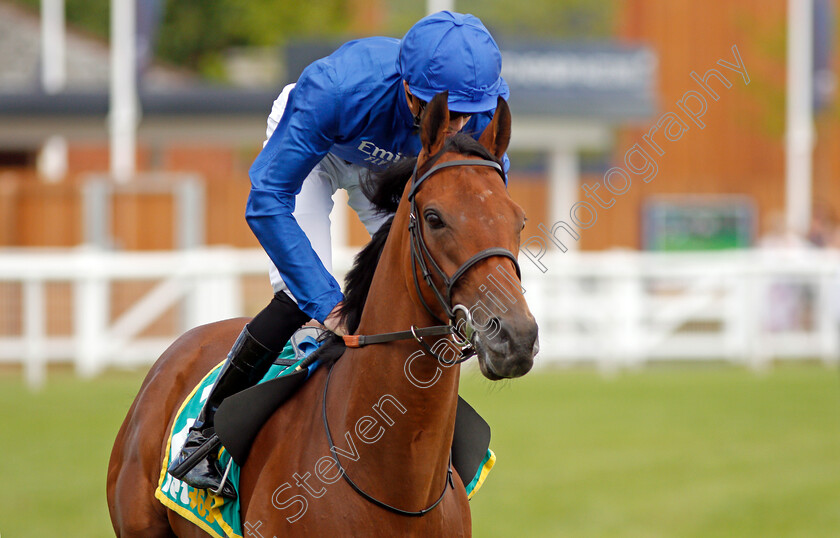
[1,0,839,385]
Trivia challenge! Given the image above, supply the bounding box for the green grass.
[1,365,838,537]
[0,369,143,538]
[463,365,840,538]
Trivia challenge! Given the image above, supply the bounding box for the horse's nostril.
[478,316,539,362]
[479,317,513,354]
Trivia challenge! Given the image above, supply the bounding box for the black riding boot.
[167,325,278,498]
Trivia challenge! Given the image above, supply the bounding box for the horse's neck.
[330,213,459,505]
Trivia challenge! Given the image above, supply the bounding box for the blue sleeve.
[246,62,344,323]
[466,111,511,179]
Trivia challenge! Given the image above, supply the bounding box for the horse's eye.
[424,210,445,230]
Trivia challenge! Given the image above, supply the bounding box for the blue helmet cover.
[398,11,509,114]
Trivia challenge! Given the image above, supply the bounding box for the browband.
[408,159,505,200]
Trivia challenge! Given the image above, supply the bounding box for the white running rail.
[1,247,838,388]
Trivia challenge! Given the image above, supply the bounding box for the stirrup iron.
[211,458,234,497]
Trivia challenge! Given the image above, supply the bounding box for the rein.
[323,156,521,517]
[322,361,454,517]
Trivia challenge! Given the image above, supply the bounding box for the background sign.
[501,43,657,119]
[285,41,658,121]
[642,195,757,251]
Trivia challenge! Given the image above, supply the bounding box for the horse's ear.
[478,97,511,160]
[420,91,450,159]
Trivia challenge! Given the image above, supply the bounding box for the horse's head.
[406,92,539,380]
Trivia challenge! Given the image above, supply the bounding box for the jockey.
[168,10,510,498]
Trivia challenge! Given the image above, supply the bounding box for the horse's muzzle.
[475,315,538,380]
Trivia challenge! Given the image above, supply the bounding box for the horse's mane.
[335,133,499,336]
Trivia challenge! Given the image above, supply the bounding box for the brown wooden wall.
[0,144,260,249]
[359,0,834,251]
[0,145,551,250]
[585,0,837,250]
[4,1,839,252]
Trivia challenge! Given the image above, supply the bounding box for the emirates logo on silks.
[356,140,406,167]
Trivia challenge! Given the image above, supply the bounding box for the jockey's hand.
[322,301,347,336]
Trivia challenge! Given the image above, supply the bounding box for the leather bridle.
[340,156,521,357]
[321,155,522,517]
[407,158,521,328]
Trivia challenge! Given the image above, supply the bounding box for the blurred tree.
[156,0,350,80]
[382,0,616,42]
[14,0,109,37]
[12,0,351,79]
[11,0,616,80]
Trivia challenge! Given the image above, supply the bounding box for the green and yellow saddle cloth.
[155,331,495,538]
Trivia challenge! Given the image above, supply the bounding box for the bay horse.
[107,92,538,537]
